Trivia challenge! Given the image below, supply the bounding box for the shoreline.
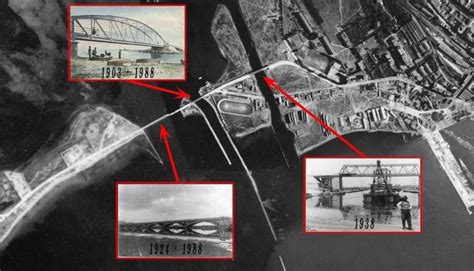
[297,129,415,156]
[119,232,232,243]
[0,107,146,248]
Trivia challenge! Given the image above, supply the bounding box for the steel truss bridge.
[312,162,420,191]
[119,217,232,240]
[71,15,167,47]
[339,163,420,177]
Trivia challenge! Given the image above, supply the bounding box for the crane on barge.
[362,160,400,206]
[312,159,420,206]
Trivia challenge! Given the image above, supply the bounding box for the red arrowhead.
[126,80,190,100]
[262,76,367,158]
[176,88,191,99]
[160,124,170,140]
[263,76,276,87]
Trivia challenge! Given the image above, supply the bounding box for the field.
[304,0,343,48]
[269,66,311,93]
[240,0,288,65]
[211,4,252,83]
[304,0,361,52]
[342,0,362,24]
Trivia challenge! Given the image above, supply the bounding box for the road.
[1,53,472,248]
[0,72,270,246]
[422,128,474,214]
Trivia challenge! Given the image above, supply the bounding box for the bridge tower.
[71,41,79,58]
[216,217,232,240]
[70,18,79,58]
[363,160,400,206]
[150,45,169,59]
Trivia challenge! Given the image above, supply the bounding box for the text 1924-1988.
[149,242,203,255]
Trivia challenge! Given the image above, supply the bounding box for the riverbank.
[266,129,474,270]
[118,232,232,258]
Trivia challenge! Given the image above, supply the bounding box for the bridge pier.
[71,41,79,58]
[119,217,232,240]
[216,217,232,240]
[150,46,165,59]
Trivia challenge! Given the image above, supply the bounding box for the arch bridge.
[119,217,232,240]
[71,15,167,47]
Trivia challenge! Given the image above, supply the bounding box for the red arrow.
[127,80,191,99]
[160,125,181,182]
[263,76,367,158]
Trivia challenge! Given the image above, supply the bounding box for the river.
[0,0,275,270]
[265,130,474,271]
[306,190,420,232]
[2,0,473,270]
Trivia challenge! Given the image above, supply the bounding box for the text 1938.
[354,217,375,229]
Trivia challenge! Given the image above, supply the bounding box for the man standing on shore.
[397,196,412,230]
[88,46,91,59]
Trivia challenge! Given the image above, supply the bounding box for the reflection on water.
[307,191,420,229]
[193,229,218,235]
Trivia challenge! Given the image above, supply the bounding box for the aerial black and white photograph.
[0,0,473,270]
[117,183,233,259]
[69,4,185,80]
[305,157,421,232]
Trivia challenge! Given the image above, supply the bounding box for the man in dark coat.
[397,196,412,230]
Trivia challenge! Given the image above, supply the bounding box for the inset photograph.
[304,157,421,233]
[116,182,233,259]
[68,4,185,81]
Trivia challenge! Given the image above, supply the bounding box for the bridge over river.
[70,15,181,58]
[311,162,420,191]
[119,217,232,240]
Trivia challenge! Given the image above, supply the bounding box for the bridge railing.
[119,217,232,240]
[71,15,166,47]
[339,164,420,177]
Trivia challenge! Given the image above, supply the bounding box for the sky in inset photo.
[71,6,185,50]
[118,184,232,223]
[306,158,420,187]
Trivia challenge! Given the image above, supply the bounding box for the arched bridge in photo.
[119,217,232,240]
[312,162,420,191]
[71,15,167,47]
